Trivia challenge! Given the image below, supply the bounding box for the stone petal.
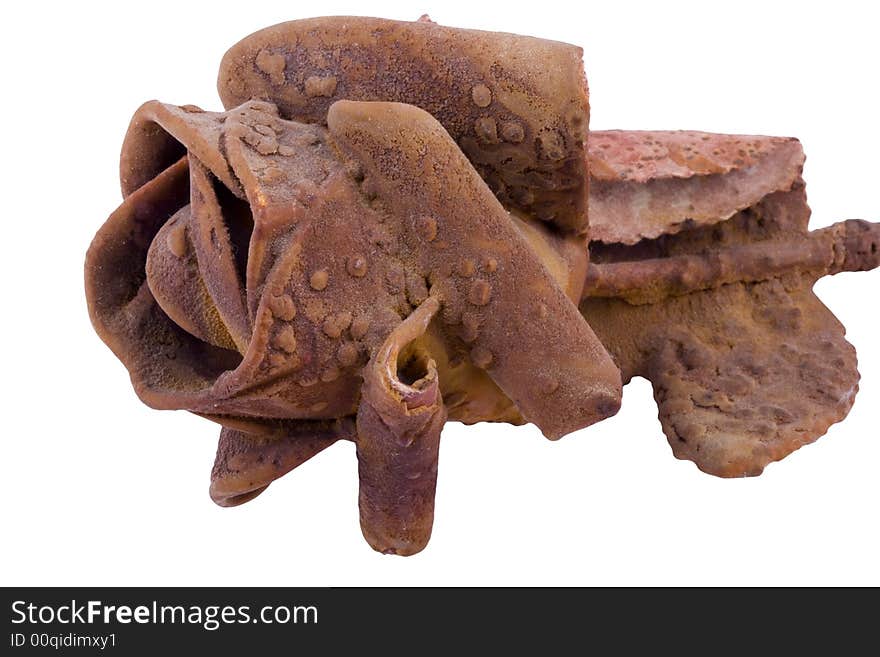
[589,130,804,244]
[210,419,353,506]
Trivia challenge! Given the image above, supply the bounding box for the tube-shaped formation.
[583,219,880,304]
[356,297,446,555]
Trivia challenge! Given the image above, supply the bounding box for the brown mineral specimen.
[581,130,880,477]
[86,95,619,555]
[217,16,591,233]
[86,16,879,555]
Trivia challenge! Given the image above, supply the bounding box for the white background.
[1,0,877,586]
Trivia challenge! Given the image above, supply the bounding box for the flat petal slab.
[583,280,858,477]
[589,130,805,244]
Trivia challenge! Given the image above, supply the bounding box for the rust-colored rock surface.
[589,130,805,244]
[86,92,619,555]
[86,16,879,555]
[582,130,880,477]
[218,16,591,233]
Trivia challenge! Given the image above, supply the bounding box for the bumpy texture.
[218,16,591,233]
[581,130,880,477]
[589,130,805,244]
[86,16,879,555]
[86,92,620,555]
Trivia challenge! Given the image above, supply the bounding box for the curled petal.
[85,158,244,409]
[146,205,238,350]
[120,101,242,198]
[356,297,446,555]
[188,157,252,351]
